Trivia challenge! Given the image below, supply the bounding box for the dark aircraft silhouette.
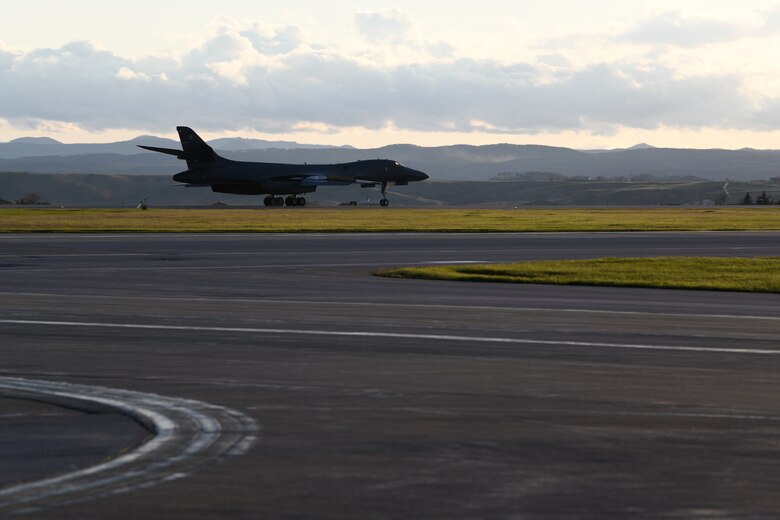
[139,127,428,206]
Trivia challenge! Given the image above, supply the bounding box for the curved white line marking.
[0,318,778,356]
[0,377,259,514]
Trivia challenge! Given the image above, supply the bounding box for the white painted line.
[0,377,259,514]
[0,318,777,356]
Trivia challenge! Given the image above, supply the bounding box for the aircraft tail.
[176,126,218,169]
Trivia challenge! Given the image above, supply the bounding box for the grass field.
[376,257,780,293]
[2,207,780,233]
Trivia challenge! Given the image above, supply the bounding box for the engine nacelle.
[301,175,352,187]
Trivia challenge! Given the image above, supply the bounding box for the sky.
[2,1,780,149]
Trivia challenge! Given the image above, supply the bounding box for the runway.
[1,232,780,518]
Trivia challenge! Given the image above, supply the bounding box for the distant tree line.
[14,192,49,205]
[740,191,779,205]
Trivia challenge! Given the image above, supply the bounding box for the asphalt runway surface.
[1,231,780,519]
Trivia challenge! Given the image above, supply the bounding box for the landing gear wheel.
[380,181,389,207]
[297,197,306,207]
[274,196,284,206]
[263,196,273,206]
[285,196,295,207]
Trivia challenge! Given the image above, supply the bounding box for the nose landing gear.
[380,182,390,207]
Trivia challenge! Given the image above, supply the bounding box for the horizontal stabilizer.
[137,145,193,161]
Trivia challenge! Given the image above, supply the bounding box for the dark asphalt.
[1,232,780,519]
[0,396,150,488]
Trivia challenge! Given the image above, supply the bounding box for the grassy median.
[377,257,780,293]
[2,207,780,233]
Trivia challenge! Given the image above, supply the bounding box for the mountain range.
[1,136,780,182]
[1,135,349,159]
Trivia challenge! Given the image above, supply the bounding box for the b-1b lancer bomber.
[139,127,429,206]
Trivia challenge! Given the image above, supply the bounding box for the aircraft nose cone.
[409,168,429,181]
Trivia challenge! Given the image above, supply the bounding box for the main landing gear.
[263,196,306,207]
[285,196,306,207]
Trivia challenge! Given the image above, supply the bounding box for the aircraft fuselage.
[141,127,428,205]
[173,158,427,196]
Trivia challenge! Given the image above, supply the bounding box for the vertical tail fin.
[176,126,217,169]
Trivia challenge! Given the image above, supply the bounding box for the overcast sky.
[3,0,780,148]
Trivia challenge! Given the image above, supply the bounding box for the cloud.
[618,12,756,48]
[240,23,303,55]
[763,5,780,32]
[0,20,776,138]
[0,50,16,71]
[352,9,453,64]
[354,9,413,43]
[116,66,150,81]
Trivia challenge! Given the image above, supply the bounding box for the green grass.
[2,207,780,233]
[377,257,780,293]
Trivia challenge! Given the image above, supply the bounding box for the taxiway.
[1,232,779,518]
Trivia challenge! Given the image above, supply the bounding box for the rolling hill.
[1,136,779,182]
[2,171,778,208]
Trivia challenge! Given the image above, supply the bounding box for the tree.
[741,192,753,205]
[16,192,41,205]
[756,191,772,205]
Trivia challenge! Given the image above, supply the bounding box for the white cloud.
[618,10,766,48]
[0,16,778,140]
[0,50,16,71]
[240,23,303,55]
[116,67,149,81]
[354,9,413,43]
